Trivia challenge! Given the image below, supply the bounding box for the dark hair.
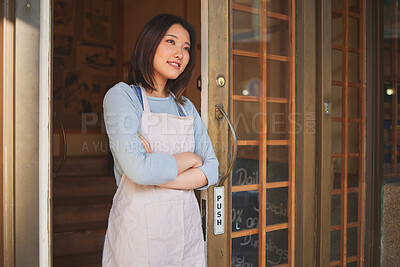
[126,14,196,104]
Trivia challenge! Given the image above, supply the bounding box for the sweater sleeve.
[103,83,178,185]
[183,98,219,190]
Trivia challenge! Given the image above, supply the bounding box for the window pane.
[266,187,288,226]
[331,194,341,226]
[267,146,288,182]
[330,230,341,261]
[232,234,259,266]
[267,60,289,98]
[233,10,260,53]
[266,0,288,15]
[332,85,342,118]
[347,227,358,257]
[267,103,288,140]
[332,50,343,82]
[266,229,288,266]
[233,146,260,186]
[233,55,260,97]
[267,18,289,57]
[234,101,260,140]
[232,191,259,232]
[347,193,358,223]
[332,14,343,46]
[332,122,342,153]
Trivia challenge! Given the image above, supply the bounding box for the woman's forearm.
[159,168,208,190]
[173,152,203,174]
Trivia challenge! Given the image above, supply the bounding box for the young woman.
[102,14,219,266]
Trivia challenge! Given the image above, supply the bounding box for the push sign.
[214,186,225,235]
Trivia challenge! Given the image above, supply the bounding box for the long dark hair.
[126,14,196,104]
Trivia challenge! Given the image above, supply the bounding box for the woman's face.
[153,24,191,89]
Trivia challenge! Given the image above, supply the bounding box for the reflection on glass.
[347,261,358,267]
[332,0,343,9]
[348,157,359,188]
[267,18,288,57]
[233,0,260,8]
[332,122,342,153]
[266,0,288,15]
[347,193,358,223]
[348,122,359,153]
[348,0,360,13]
[232,191,259,232]
[266,229,288,266]
[233,10,260,52]
[266,187,288,226]
[348,52,360,83]
[331,194,341,226]
[233,55,260,97]
[330,230,341,261]
[349,17,360,48]
[332,49,343,81]
[233,146,259,186]
[232,234,259,266]
[267,103,288,140]
[348,87,359,118]
[267,146,288,182]
[332,86,342,118]
[347,227,358,257]
[332,14,343,46]
[267,60,289,98]
[234,101,260,140]
[383,48,392,77]
[333,157,342,189]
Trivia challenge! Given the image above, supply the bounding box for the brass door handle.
[54,112,67,177]
[215,105,237,186]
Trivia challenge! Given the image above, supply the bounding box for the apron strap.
[139,86,151,112]
[169,91,188,117]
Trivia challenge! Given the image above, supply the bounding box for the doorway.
[52,0,201,266]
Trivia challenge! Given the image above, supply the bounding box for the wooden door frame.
[295,0,318,266]
[2,0,15,266]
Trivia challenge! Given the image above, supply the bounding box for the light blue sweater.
[103,82,219,190]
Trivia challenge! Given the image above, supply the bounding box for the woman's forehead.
[165,24,190,44]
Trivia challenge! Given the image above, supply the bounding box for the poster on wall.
[77,42,117,75]
[54,0,75,34]
[62,70,94,115]
[54,35,73,56]
[83,0,113,43]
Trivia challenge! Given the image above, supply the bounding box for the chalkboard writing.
[232,157,289,186]
[232,191,259,232]
[231,230,289,267]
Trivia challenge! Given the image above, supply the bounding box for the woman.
[102,14,219,266]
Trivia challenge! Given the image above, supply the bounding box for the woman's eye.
[167,39,175,45]
[184,47,190,52]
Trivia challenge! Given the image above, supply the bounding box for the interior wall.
[122,0,202,111]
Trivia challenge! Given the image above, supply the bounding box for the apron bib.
[102,87,205,267]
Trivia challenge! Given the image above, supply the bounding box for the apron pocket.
[145,200,184,266]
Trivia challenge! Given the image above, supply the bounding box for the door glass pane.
[333,158,342,189]
[332,86,342,117]
[332,14,343,46]
[347,192,358,223]
[348,157,359,188]
[267,103,288,140]
[348,86,359,118]
[348,52,360,83]
[349,17,360,49]
[232,234,259,266]
[233,0,259,8]
[332,122,342,153]
[332,50,343,81]
[234,101,260,140]
[331,194,341,226]
[348,0,360,13]
[330,230,341,261]
[266,229,288,266]
[233,10,260,52]
[348,122,359,153]
[347,227,358,257]
[267,146,288,182]
[267,18,289,57]
[266,187,288,226]
[266,0,288,15]
[232,191,259,232]
[233,55,260,96]
[332,0,343,9]
[267,60,289,98]
[233,146,260,186]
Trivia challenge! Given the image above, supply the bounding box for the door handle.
[54,112,67,177]
[215,105,237,186]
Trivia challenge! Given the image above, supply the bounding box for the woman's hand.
[138,132,152,153]
[173,152,203,174]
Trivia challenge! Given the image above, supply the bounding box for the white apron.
[102,87,206,267]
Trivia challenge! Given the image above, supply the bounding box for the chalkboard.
[232,191,259,232]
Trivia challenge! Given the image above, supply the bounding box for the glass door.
[209,0,296,266]
[329,0,365,266]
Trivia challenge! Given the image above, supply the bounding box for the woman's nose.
[174,48,183,59]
